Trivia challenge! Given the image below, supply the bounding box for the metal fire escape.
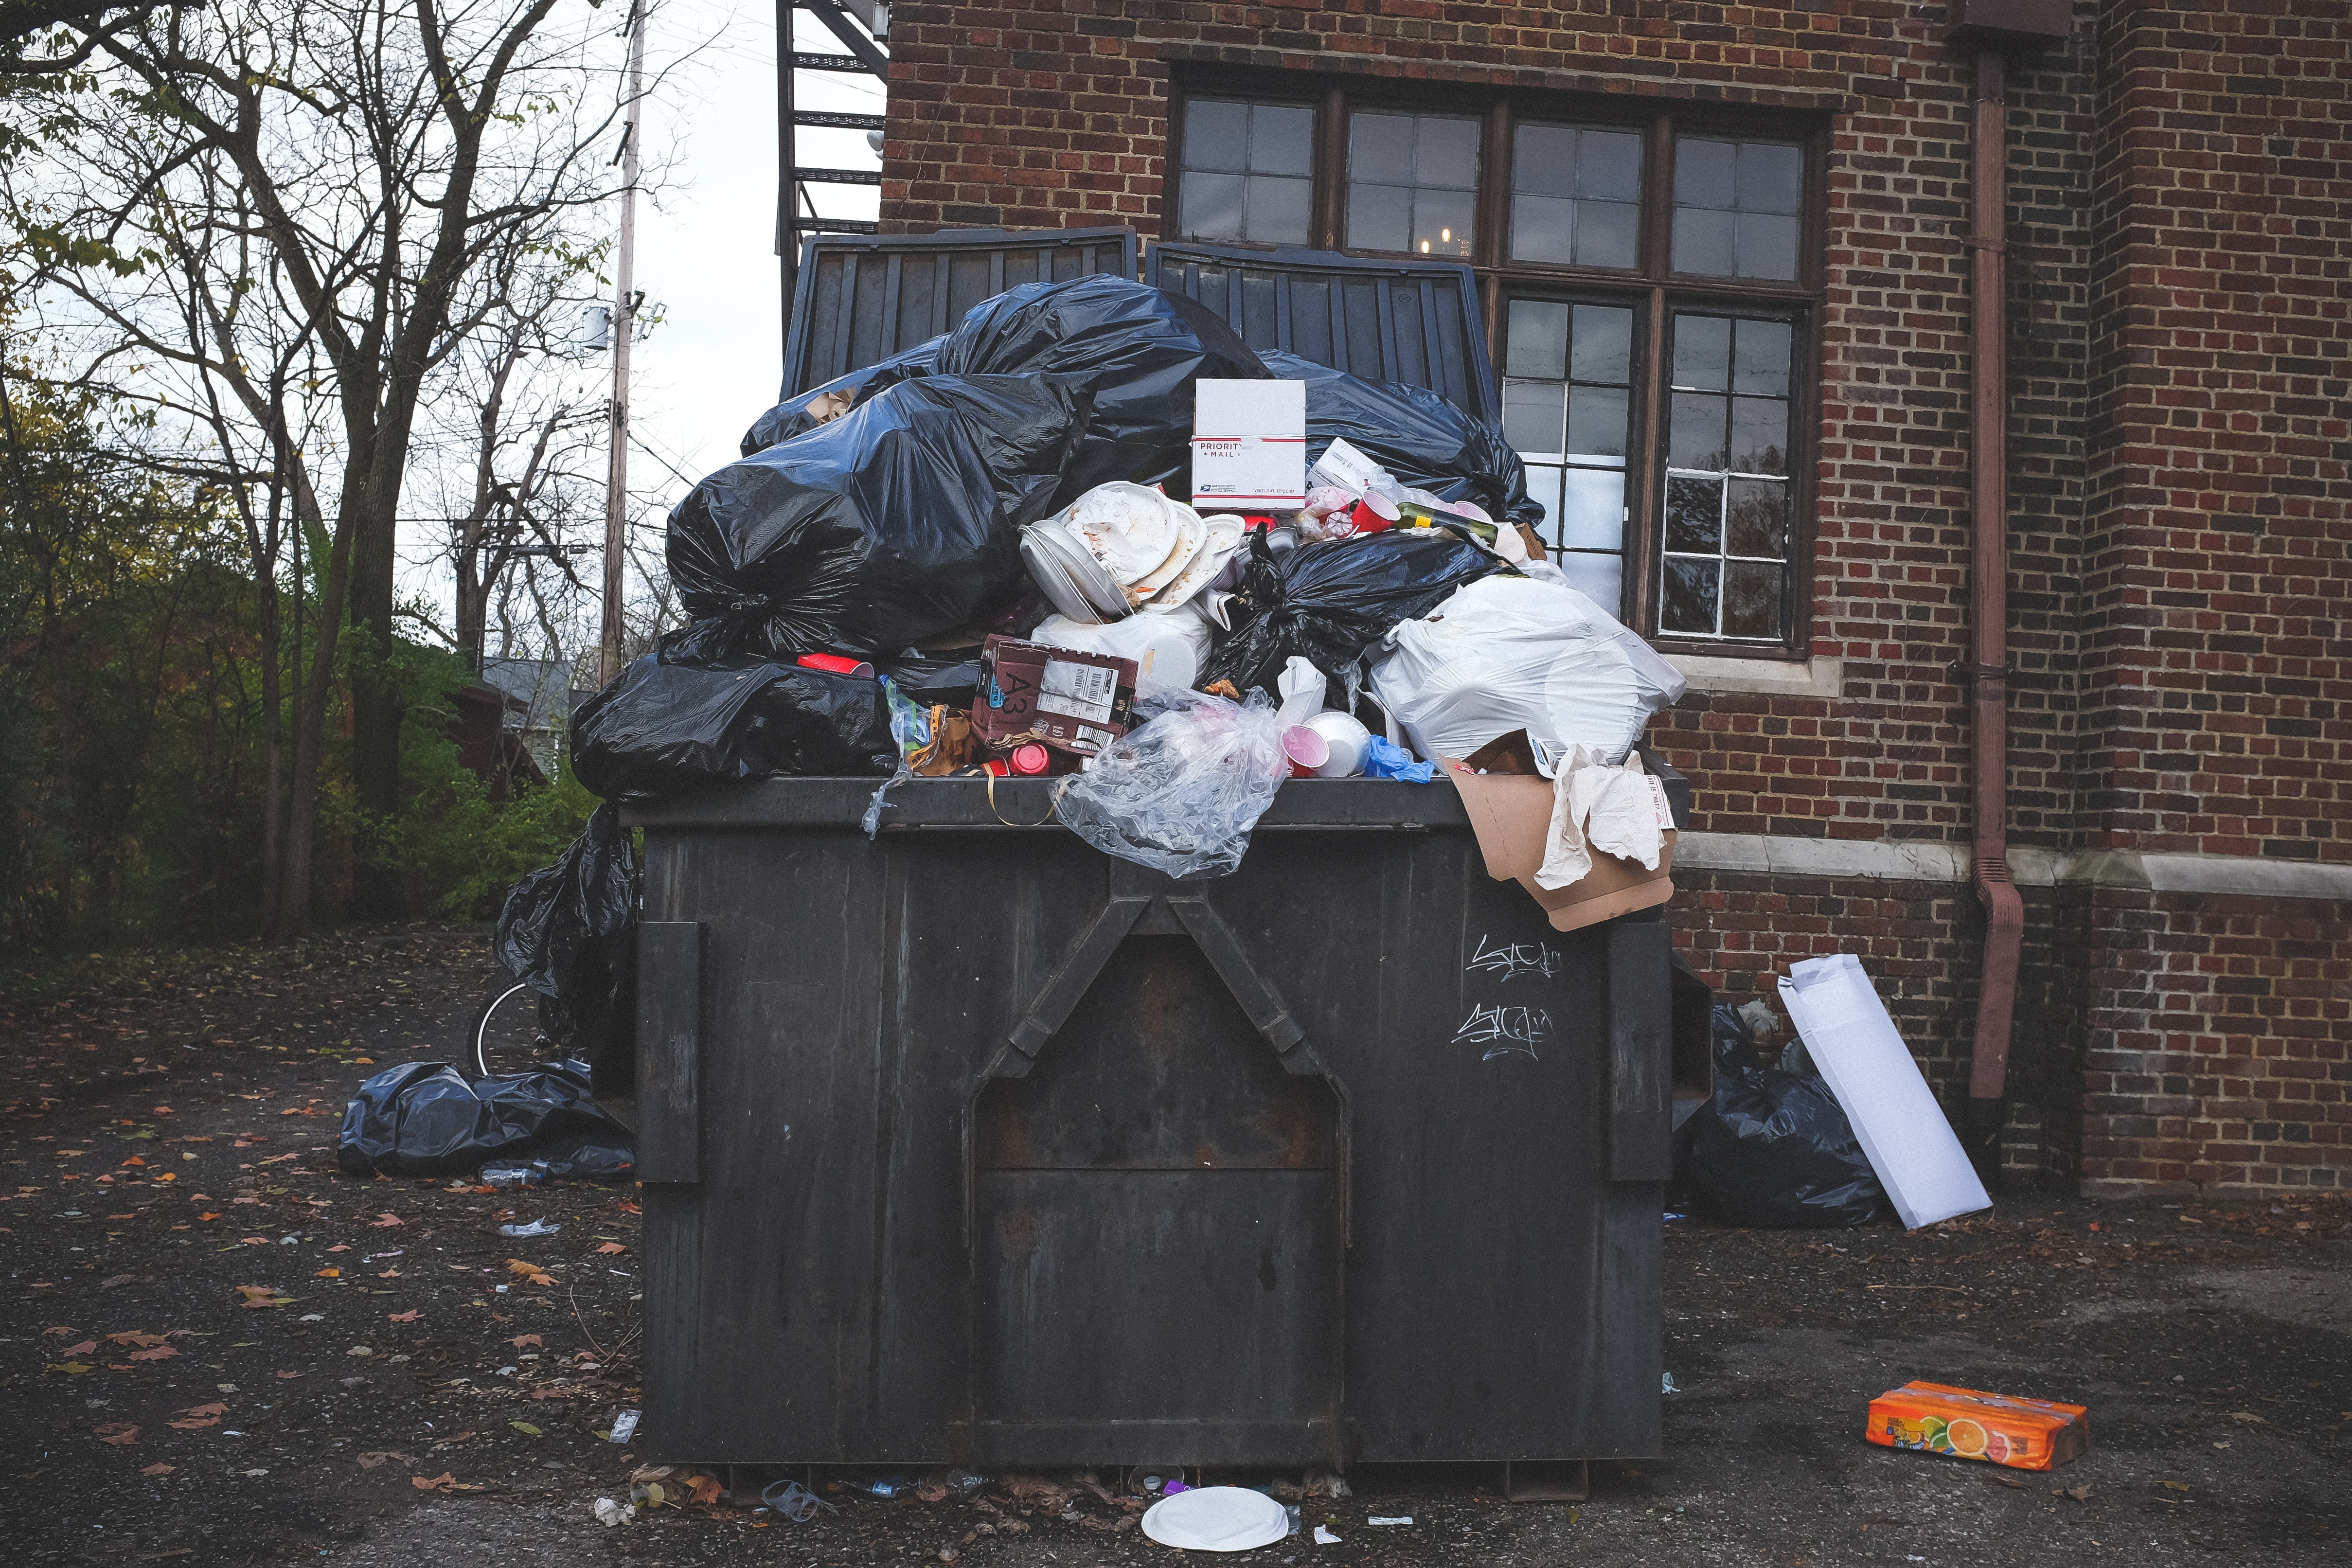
[777,0,890,339]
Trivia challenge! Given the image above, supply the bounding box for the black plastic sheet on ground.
[1682,1004,1887,1228]
[571,649,897,801]
[1198,526,1509,697]
[336,1058,633,1179]
[668,372,1084,661]
[1264,350,1543,538]
[492,804,639,1090]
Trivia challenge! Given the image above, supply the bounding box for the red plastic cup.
[982,759,1011,778]
[1347,499,1396,535]
[1282,725,1331,779]
[796,653,875,679]
[1009,743,1051,776]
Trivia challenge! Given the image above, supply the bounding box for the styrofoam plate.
[1140,1487,1289,1552]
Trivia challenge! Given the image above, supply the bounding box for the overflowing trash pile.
[500,273,1692,1075]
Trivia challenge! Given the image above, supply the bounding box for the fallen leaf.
[325,1244,350,1253]
[411,1472,458,1492]
[508,1333,542,1350]
[127,1346,179,1362]
[2230,1410,2263,1425]
[107,1331,168,1348]
[356,1451,409,1470]
[141,1462,175,1476]
[370,1213,405,1228]
[166,1416,219,1430]
[196,1212,221,1221]
[42,1326,74,1337]
[1986,1473,2026,1490]
[2053,1483,2093,1502]
[689,1474,725,1507]
[276,1371,301,1379]
[315,1268,340,1278]
[388,1309,421,1323]
[178,1402,228,1417]
[48,1362,92,1374]
[60,1339,98,1356]
[595,1242,625,1255]
[2159,1480,2192,1493]
[377,1268,402,1279]
[96,1422,140,1445]
[121,1155,146,1167]
[99,1273,137,1287]
[509,1421,543,1438]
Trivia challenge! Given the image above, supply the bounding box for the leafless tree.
[4,0,639,929]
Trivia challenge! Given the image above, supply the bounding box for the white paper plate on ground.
[1140,1486,1289,1552]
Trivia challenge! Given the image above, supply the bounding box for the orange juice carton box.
[1866,1381,2088,1471]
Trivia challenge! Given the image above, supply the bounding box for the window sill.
[1664,651,1842,699]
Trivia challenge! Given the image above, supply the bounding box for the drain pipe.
[1964,48,2025,1136]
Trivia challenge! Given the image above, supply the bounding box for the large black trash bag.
[1197,525,1509,696]
[740,337,943,458]
[572,646,897,800]
[936,275,1268,501]
[337,1058,632,1179]
[668,372,1085,660]
[1262,350,1544,537]
[492,804,639,1092]
[1685,1003,1887,1228]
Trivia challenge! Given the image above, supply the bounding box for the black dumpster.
[625,776,1672,1476]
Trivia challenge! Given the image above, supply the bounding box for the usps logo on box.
[1191,380,1306,508]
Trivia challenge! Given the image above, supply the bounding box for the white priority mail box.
[1191,379,1307,508]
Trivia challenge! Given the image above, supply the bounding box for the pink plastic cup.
[1282,725,1332,779]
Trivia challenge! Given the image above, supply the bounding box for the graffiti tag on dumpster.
[1465,934,1563,981]
[1453,1003,1553,1062]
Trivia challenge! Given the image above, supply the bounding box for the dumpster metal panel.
[1146,242,1501,423]
[630,779,1665,1469]
[782,228,1140,398]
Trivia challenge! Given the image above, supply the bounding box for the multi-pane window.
[1176,99,1315,247]
[1168,84,1818,653]
[1345,111,1479,258]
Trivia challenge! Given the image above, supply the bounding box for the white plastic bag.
[1368,575,1687,766]
[1055,689,1289,879]
[1032,610,1212,695]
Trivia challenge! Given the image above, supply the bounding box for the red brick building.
[868,0,2352,1197]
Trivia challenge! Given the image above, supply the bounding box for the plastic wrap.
[491,804,639,1089]
[667,373,1084,661]
[937,276,1268,500]
[337,1058,634,1179]
[1263,350,1542,538]
[1369,574,1687,767]
[1683,1004,1887,1228]
[570,651,897,800]
[1198,526,1508,697]
[739,337,943,458]
[1054,689,1290,880]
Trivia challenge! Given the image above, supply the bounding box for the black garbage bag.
[481,1133,636,1188]
[1197,526,1509,696]
[936,275,1267,501]
[668,372,1085,660]
[572,647,897,799]
[492,804,638,1091]
[337,1058,632,1179]
[876,649,982,708]
[1263,350,1544,538]
[740,337,943,458]
[1684,1003,1887,1228]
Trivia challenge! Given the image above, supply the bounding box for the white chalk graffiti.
[1453,1003,1553,1062]
[1465,933,1563,982]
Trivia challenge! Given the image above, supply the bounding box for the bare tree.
[5,0,632,929]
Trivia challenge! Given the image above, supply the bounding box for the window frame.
[1164,74,1829,660]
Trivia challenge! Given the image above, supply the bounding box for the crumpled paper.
[1535,747,1668,890]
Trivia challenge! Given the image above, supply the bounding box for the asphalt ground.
[4,927,2345,1566]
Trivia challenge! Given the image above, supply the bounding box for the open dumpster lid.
[1146,241,1500,423]
[781,227,1140,398]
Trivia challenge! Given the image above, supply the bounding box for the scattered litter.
[761,1479,838,1522]
[1313,1525,1342,1545]
[498,1219,560,1238]
[1367,1515,1413,1526]
[593,1496,636,1527]
[1662,1372,1680,1394]
[1868,1382,2089,1471]
[607,1409,640,1444]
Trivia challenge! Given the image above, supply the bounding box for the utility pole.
[598,0,647,689]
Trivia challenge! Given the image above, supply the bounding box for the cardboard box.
[1442,731,1674,933]
[1191,379,1306,508]
[972,635,1138,757]
[1866,1381,2088,1471]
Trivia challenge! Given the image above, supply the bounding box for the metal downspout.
[1966,49,2026,1133]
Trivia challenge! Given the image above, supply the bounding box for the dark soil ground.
[4,929,2347,1566]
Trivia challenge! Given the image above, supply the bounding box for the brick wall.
[875,1,2352,1195]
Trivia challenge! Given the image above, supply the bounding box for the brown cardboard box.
[972,635,1139,757]
[1442,731,1675,933]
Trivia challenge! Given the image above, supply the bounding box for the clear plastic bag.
[1054,689,1290,879]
